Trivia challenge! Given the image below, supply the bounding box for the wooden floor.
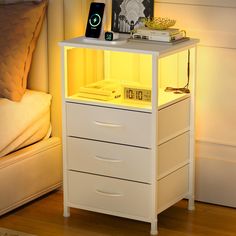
[0,190,236,236]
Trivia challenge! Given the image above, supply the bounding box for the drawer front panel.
[158,98,190,144]
[66,103,152,148]
[68,171,151,219]
[157,165,189,213]
[158,132,189,179]
[67,137,152,183]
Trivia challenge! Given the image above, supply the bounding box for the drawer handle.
[93,121,124,128]
[95,155,123,163]
[95,189,124,197]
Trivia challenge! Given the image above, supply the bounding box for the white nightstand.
[59,37,199,235]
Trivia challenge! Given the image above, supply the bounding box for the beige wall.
[47,0,64,137]
[155,0,236,207]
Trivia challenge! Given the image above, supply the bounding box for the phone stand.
[99,6,106,40]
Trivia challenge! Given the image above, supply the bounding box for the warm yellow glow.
[67,48,104,97]
[67,49,153,94]
[158,50,189,90]
[104,50,152,86]
[65,47,195,110]
[67,48,85,96]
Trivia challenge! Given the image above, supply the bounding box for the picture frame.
[111,0,154,34]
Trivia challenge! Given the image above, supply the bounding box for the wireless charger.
[82,37,128,45]
[83,2,128,45]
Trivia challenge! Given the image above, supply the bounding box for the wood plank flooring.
[0,190,236,236]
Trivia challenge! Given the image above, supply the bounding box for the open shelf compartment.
[63,46,193,111]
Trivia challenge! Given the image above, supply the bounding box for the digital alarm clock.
[124,87,151,102]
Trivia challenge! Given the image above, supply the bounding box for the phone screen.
[85,3,105,38]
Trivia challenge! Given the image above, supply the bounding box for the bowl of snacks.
[143,17,176,30]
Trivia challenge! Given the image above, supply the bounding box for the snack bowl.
[143,17,176,30]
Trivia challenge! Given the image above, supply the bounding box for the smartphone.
[85,2,105,38]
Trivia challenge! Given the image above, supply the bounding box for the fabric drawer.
[68,171,151,220]
[158,98,190,144]
[67,137,152,183]
[157,165,189,213]
[158,132,189,179]
[66,103,152,148]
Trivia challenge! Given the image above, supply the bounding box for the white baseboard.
[195,139,236,207]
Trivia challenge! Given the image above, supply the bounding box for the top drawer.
[158,98,190,144]
[66,103,152,148]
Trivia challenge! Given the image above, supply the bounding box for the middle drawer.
[66,102,152,148]
[67,137,152,183]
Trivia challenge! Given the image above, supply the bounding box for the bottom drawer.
[157,165,189,213]
[68,171,151,220]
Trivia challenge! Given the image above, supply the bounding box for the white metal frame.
[59,37,199,235]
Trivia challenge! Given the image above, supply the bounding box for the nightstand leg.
[188,196,195,211]
[150,218,158,235]
[64,206,70,217]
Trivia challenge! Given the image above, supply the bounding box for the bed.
[0,0,63,215]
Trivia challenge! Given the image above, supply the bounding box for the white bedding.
[0,90,52,157]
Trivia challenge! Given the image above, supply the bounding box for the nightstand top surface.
[59,36,199,56]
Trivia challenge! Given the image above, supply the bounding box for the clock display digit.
[124,87,151,102]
